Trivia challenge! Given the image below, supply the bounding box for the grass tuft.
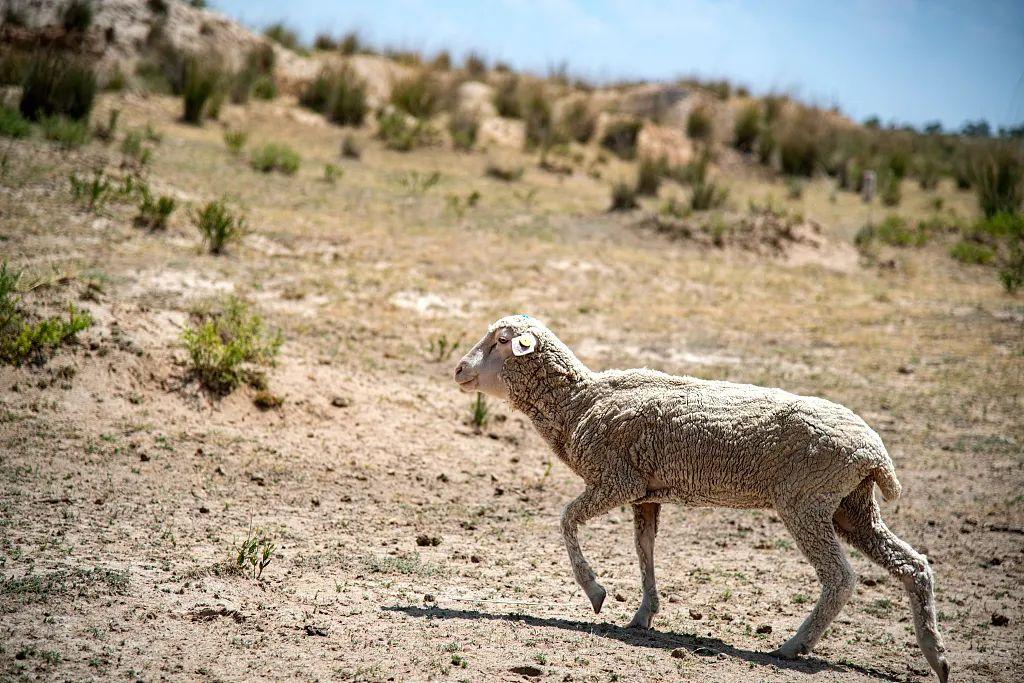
[250,143,300,175]
[1,263,93,366]
[183,296,282,394]
[193,198,246,254]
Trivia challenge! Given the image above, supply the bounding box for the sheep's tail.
[871,461,902,501]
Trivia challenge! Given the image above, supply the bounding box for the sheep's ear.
[511,332,537,356]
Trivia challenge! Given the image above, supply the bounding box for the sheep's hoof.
[769,641,808,660]
[626,610,654,629]
[584,583,606,614]
[934,656,949,683]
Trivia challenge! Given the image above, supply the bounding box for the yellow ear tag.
[511,333,537,356]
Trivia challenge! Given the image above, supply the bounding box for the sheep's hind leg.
[835,481,949,683]
[771,505,855,659]
[627,502,661,629]
[561,486,633,614]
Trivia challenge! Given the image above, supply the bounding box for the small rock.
[982,557,1002,568]
[670,648,688,659]
[614,592,626,602]
[330,395,351,408]
[424,593,435,604]
[861,577,877,587]
[139,452,150,462]
[991,612,1009,627]
[470,555,481,563]
[415,534,442,547]
[756,624,772,634]
[689,608,703,620]
[198,506,209,514]
[311,497,320,507]
[668,595,679,603]
[304,624,329,636]
[692,647,718,657]
[897,364,915,375]
[437,473,450,483]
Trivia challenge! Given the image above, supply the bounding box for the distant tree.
[863,115,881,129]
[998,124,1024,139]
[960,119,991,138]
[923,121,943,135]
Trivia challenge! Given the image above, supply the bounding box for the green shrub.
[609,180,638,211]
[0,263,92,366]
[229,44,275,103]
[776,110,831,177]
[263,22,300,51]
[448,113,477,151]
[135,187,176,229]
[733,103,760,153]
[323,163,342,184]
[377,110,429,151]
[61,0,93,31]
[757,128,776,166]
[93,108,119,142]
[855,215,925,249]
[493,75,521,118]
[600,118,641,160]
[484,159,523,182]
[636,157,664,197]
[181,58,222,124]
[182,296,282,394]
[69,170,110,210]
[249,143,300,174]
[223,129,247,154]
[120,130,152,165]
[251,74,276,100]
[20,54,97,122]
[341,133,362,159]
[390,70,442,118]
[0,105,31,138]
[916,155,942,190]
[300,68,367,126]
[339,31,362,56]
[976,212,1024,292]
[972,145,1024,218]
[559,98,595,143]
[950,240,995,265]
[314,33,337,51]
[880,171,902,206]
[686,105,713,141]
[521,83,558,150]
[464,52,487,79]
[684,149,728,210]
[193,198,246,254]
[41,115,89,148]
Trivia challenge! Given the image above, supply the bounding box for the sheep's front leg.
[627,502,660,629]
[560,487,626,614]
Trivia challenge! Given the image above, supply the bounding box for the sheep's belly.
[634,487,770,509]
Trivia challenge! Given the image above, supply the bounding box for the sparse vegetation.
[193,198,246,254]
[0,263,93,366]
[341,134,362,159]
[135,187,176,230]
[600,118,642,160]
[484,158,523,182]
[448,112,478,151]
[20,54,97,122]
[299,68,368,127]
[263,22,301,51]
[636,157,664,197]
[855,215,926,250]
[377,110,430,151]
[559,97,596,144]
[69,170,110,210]
[972,145,1024,218]
[61,0,93,32]
[609,179,639,211]
[0,105,31,138]
[236,524,276,578]
[686,105,713,141]
[181,57,222,125]
[390,70,443,119]
[223,129,248,154]
[687,150,728,211]
[471,393,489,431]
[734,103,760,153]
[250,143,301,175]
[183,296,282,394]
[40,115,89,148]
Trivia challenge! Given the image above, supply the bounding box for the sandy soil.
[1,94,1022,682]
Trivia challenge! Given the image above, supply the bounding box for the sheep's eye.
[497,335,510,344]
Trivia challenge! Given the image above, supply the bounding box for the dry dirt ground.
[2,94,1023,682]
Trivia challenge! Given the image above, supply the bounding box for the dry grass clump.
[377,110,431,152]
[299,68,367,127]
[19,53,97,123]
[181,57,223,125]
[193,198,246,254]
[608,179,639,211]
[972,144,1024,218]
[390,70,444,118]
[558,98,595,144]
[600,118,642,160]
[485,158,524,182]
[686,105,713,141]
[250,143,300,175]
[733,103,760,153]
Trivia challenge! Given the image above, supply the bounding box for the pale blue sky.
[213,0,1024,131]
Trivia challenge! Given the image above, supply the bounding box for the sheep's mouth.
[456,376,479,392]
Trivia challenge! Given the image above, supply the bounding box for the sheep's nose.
[454,361,468,378]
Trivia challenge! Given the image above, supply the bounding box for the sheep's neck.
[509,355,592,463]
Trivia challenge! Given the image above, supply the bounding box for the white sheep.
[453,314,949,682]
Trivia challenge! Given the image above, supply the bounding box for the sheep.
[453,314,949,683]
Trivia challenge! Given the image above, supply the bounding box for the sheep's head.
[453,315,543,400]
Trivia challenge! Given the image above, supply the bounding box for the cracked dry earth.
[2,93,1023,682]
